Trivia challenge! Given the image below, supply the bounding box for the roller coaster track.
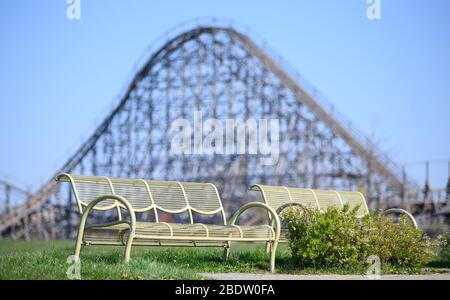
[0,21,418,239]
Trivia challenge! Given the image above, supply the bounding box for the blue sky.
[0,0,449,191]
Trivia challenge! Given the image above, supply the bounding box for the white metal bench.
[56,174,281,272]
[249,184,417,244]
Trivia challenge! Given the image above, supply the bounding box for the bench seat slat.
[82,222,275,244]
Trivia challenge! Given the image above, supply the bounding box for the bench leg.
[124,231,135,262]
[223,242,231,261]
[74,236,82,258]
[265,241,271,254]
[266,219,275,254]
[269,240,278,273]
[74,221,86,259]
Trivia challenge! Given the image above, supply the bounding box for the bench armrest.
[230,202,281,241]
[79,195,136,232]
[381,208,417,228]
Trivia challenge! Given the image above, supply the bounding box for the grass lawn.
[0,240,288,279]
[0,240,447,279]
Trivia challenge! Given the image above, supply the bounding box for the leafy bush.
[363,213,433,268]
[431,231,450,267]
[283,205,433,270]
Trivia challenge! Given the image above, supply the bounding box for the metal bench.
[249,184,417,244]
[56,174,281,272]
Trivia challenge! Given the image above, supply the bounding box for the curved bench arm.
[230,202,281,241]
[78,195,136,237]
[381,208,417,229]
[84,195,136,227]
[74,195,136,261]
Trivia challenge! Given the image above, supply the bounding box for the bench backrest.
[250,184,369,218]
[56,173,227,224]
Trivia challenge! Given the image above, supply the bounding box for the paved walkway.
[202,272,450,280]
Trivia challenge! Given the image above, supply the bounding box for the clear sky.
[0,1,449,191]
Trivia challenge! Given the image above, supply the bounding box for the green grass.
[0,241,448,279]
[0,241,286,279]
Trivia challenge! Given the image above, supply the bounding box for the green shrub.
[364,213,433,268]
[431,231,450,267]
[283,205,362,268]
[283,205,433,270]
